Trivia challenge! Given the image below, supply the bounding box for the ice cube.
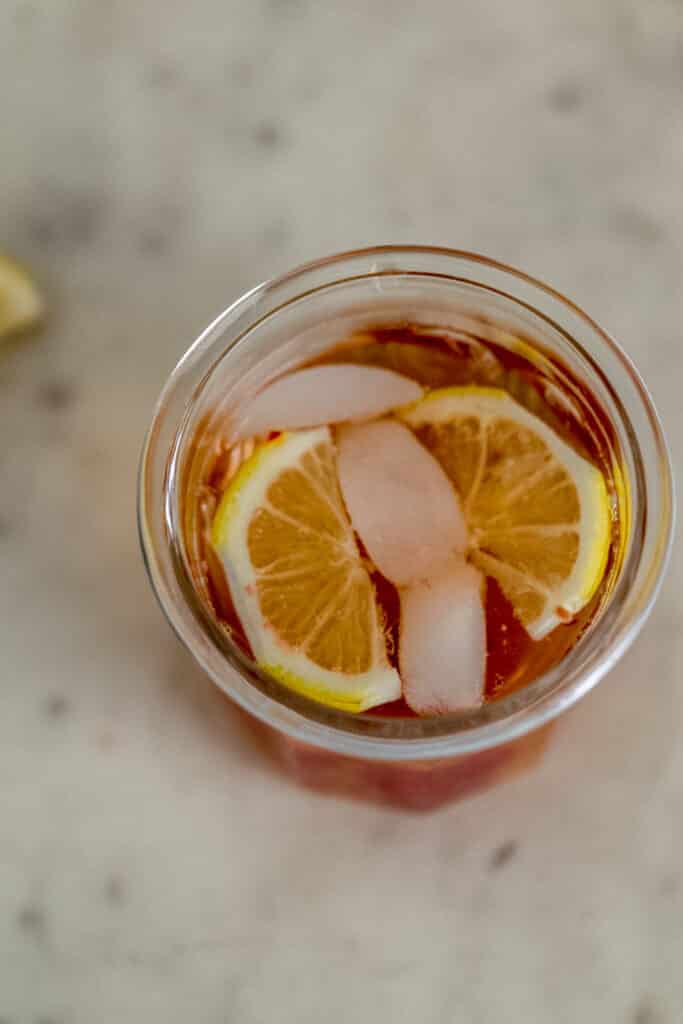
[232,364,422,441]
[399,562,486,715]
[336,419,468,587]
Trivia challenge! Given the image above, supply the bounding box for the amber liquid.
[182,324,622,718]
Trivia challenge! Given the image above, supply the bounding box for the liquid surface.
[182,325,622,717]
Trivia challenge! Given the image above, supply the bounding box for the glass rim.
[138,245,675,761]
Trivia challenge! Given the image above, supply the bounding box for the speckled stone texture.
[1,1,681,1021]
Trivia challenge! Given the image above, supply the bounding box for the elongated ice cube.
[336,419,468,586]
[233,365,422,441]
[399,563,486,715]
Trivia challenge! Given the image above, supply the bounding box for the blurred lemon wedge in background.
[400,387,611,639]
[211,427,401,712]
[0,253,43,340]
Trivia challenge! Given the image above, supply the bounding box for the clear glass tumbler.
[138,247,674,811]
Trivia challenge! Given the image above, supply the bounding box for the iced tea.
[139,249,671,811]
[182,323,622,723]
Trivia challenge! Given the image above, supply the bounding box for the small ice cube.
[336,419,468,587]
[232,364,422,441]
[399,562,486,715]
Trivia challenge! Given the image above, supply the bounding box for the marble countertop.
[1,1,681,1020]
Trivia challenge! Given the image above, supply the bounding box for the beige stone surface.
[1,1,681,1020]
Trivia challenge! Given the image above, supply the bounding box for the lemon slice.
[211,427,401,711]
[0,254,43,340]
[400,387,611,638]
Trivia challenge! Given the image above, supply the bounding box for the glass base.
[257,719,553,812]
